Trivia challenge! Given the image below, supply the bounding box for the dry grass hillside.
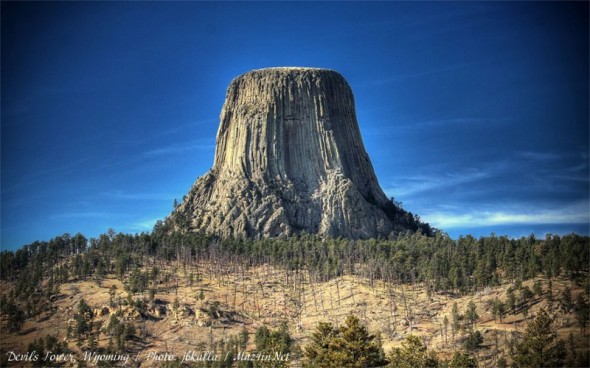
[1,258,588,367]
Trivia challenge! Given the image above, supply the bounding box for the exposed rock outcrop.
[169,67,428,239]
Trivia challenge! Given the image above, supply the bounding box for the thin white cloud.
[423,201,589,228]
[362,117,511,137]
[550,174,590,183]
[125,218,161,232]
[118,118,216,148]
[102,190,174,201]
[367,62,475,85]
[411,118,488,128]
[159,119,215,136]
[143,140,215,157]
[2,156,94,195]
[384,168,491,197]
[567,162,589,173]
[517,151,562,161]
[51,212,126,220]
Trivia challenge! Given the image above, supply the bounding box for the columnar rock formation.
[169,67,426,239]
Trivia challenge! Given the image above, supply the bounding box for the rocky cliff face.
[169,67,419,239]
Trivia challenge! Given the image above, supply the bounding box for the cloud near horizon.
[421,200,589,229]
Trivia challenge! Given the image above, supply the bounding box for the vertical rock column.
[171,67,394,239]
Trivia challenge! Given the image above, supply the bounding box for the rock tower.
[169,67,425,239]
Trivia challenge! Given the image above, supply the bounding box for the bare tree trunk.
[336,278,341,306]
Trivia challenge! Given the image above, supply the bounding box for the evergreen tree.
[451,302,462,338]
[574,293,589,335]
[564,332,577,368]
[330,315,387,368]
[533,280,543,297]
[304,322,338,368]
[561,286,573,312]
[507,288,516,314]
[447,352,477,368]
[512,309,566,367]
[254,322,292,368]
[74,299,94,341]
[387,335,438,368]
[490,298,507,323]
[463,330,483,352]
[465,300,478,329]
[106,314,127,351]
[520,286,533,307]
[239,326,249,350]
[443,315,449,345]
[547,280,554,309]
[304,315,387,368]
[2,299,25,332]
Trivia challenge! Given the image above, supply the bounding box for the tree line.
[0,227,587,340]
[1,228,587,292]
[0,225,588,367]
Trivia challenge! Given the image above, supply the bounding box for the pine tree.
[447,352,477,368]
[491,298,507,323]
[451,302,462,338]
[3,299,25,332]
[507,288,516,314]
[254,323,292,368]
[304,315,387,368]
[547,280,554,309]
[565,332,577,367]
[443,315,449,346]
[304,322,338,368]
[574,293,589,335]
[74,299,94,344]
[533,280,543,297]
[387,335,438,368]
[561,286,573,312]
[512,309,566,367]
[463,330,483,352]
[331,315,386,368]
[465,300,479,329]
[239,326,249,350]
[520,286,533,307]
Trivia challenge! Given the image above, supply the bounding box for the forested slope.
[0,230,588,367]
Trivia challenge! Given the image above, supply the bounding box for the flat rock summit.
[168,67,429,239]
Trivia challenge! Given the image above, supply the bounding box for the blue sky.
[2,1,588,250]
